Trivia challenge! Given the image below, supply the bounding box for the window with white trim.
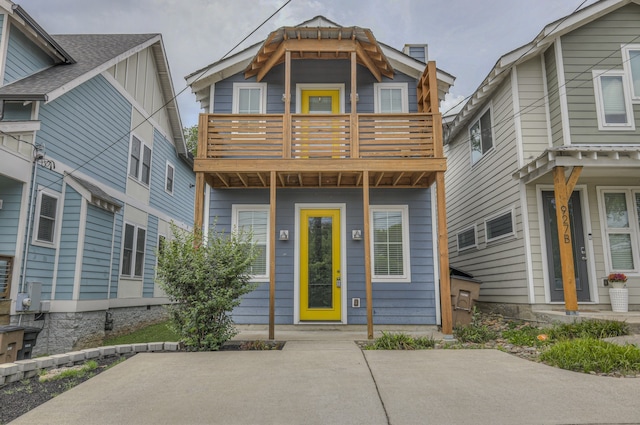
[165,162,174,195]
[599,189,640,272]
[34,190,59,244]
[485,210,514,243]
[457,226,477,251]
[232,83,267,114]
[129,135,152,185]
[469,107,493,164]
[622,45,640,101]
[370,206,410,282]
[232,205,269,280]
[592,70,635,130]
[121,223,146,278]
[373,83,408,113]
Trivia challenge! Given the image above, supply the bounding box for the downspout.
[20,144,44,294]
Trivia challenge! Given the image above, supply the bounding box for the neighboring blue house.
[186,17,456,336]
[0,2,194,354]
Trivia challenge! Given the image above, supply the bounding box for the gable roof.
[446,0,640,142]
[186,15,455,108]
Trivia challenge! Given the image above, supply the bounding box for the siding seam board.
[72,198,88,301]
[0,14,8,85]
[512,66,524,169]
[554,38,572,146]
[540,52,554,148]
[49,180,67,300]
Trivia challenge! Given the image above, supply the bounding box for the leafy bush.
[539,338,640,374]
[548,320,629,341]
[363,332,436,350]
[156,224,258,351]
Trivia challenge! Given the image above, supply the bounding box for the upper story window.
[121,223,146,278]
[34,190,59,245]
[2,102,32,121]
[233,83,267,114]
[469,106,493,165]
[232,205,269,281]
[374,83,408,113]
[370,205,411,282]
[129,135,152,185]
[485,210,515,243]
[622,45,640,101]
[165,162,175,195]
[457,226,477,251]
[592,70,635,131]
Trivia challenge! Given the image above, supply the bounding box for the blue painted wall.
[55,185,81,300]
[4,24,54,85]
[149,129,194,225]
[79,204,115,300]
[208,187,435,325]
[38,75,132,192]
[143,215,158,298]
[213,60,418,114]
[0,175,23,256]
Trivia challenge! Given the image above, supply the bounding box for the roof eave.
[12,5,75,64]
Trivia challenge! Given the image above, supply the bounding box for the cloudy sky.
[22,0,596,127]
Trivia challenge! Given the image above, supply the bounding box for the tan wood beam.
[436,171,452,335]
[350,51,360,158]
[374,172,385,187]
[197,113,208,159]
[257,172,266,187]
[278,173,285,187]
[194,173,205,232]
[337,172,342,186]
[552,166,583,314]
[393,172,405,186]
[256,42,286,82]
[298,173,304,187]
[356,172,363,186]
[269,171,276,340]
[236,173,248,187]
[283,38,357,53]
[363,170,373,339]
[215,173,230,187]
[355,41,382,82]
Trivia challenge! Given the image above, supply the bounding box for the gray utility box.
[450,267,482,327]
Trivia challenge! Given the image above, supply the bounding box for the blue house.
[186,17,455,337]
[0,2,194,354]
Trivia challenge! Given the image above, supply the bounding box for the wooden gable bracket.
[552,165,583,314]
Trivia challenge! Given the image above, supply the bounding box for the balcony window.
[233,83,266,114]
[374,83,408,113]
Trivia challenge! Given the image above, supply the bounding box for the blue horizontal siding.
[209,187,435,325]
[0,175,24,255]
[79,205,114,300]
[4,24,54,84]
[55,186,82,300]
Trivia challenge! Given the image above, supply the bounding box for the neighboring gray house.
[0,1,194,354]
[186,16,456,334]
[445,0,640,318]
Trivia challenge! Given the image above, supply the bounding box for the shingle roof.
[0,33,157,100]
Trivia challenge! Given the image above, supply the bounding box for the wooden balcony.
[195,112,445,189]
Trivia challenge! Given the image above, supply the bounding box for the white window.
[232,205,269,281]
[373,83,408,113]
[121,223,146,278]
[457,226,477,251]
[598,189,640,273]
[165,162,174,195]
[469,106,493,164]
[129,135,152,185]
[34,190,59,245]
[370,206,411,282]
[592,70,635,130]
[485,210,515,243]
[232,83,267,114]
[622,45,640,101]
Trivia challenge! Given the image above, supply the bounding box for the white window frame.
[128,135,152,186]
[622,44,640,102]
[121,222,147,279]
[295,83,345,113]
[597,188,640,274]
[469,104,494,165]
[232,83,267,114]
[456,225,477,252]
[592,69,635,131]
[32,189,60,246]
[165,161,175,195]
[370,205,411,283]
[231,204,270,282]
[373,83,408,113]
[484,209,515,243]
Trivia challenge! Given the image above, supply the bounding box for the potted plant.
[608,273,628,313]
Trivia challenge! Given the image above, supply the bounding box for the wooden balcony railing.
[199,113,438,160]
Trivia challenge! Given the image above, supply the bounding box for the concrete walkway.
[9,333,640,425]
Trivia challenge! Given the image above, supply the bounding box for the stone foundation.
[10,305,168,356]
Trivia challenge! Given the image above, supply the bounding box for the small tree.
[183,125,198,157]
[156,224,258,350]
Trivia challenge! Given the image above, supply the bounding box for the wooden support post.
[363,171,373,339]
[553,166,582,314]
[350,51,359,158]
[194,173,205,232]
[436,171,452,335]
[284,51,291,159]
[269,171,277,339]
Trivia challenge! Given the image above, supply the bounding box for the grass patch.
[39,360,98,383]
[547,320,629,340]
[103,321,179,346]
[363,332,436,350]
[539,338,640,374]
[502,325,551,347]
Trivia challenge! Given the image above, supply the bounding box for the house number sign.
[561,205,571,244]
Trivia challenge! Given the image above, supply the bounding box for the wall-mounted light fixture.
[279,230,289,241]
[352,229,362,240]
[349,93,359,103]
[281,93,287,102]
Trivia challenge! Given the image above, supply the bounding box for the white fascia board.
[45,35,162,103]
[0,120,40,132]
[186,46,259,89]
[379,44,423,79]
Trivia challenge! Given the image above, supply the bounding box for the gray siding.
[4,24,54,84]
[517,57,550,161]
[79,204,114,300]
[55,186,81,301]
[0,176,23,255]
[563,4,640,143]
[143,215,158,298]
[544,45,563,147]
[38,75,132,192]
[209,187,435,325]
[213,60,418,114]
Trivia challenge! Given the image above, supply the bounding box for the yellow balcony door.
[301,90,340,114]
[299,209,342,321]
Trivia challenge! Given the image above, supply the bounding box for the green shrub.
[548,320,629,340]
[453,309,497,343]
[363,332,436,350]
[502,325,551,347]
[156,223,258,351]
[539,338,640,374]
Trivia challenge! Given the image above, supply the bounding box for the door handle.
[336,277,341,288]
[580,247,587,261]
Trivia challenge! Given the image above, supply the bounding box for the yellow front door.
[300,209,341,321]
[301,90,340,114]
